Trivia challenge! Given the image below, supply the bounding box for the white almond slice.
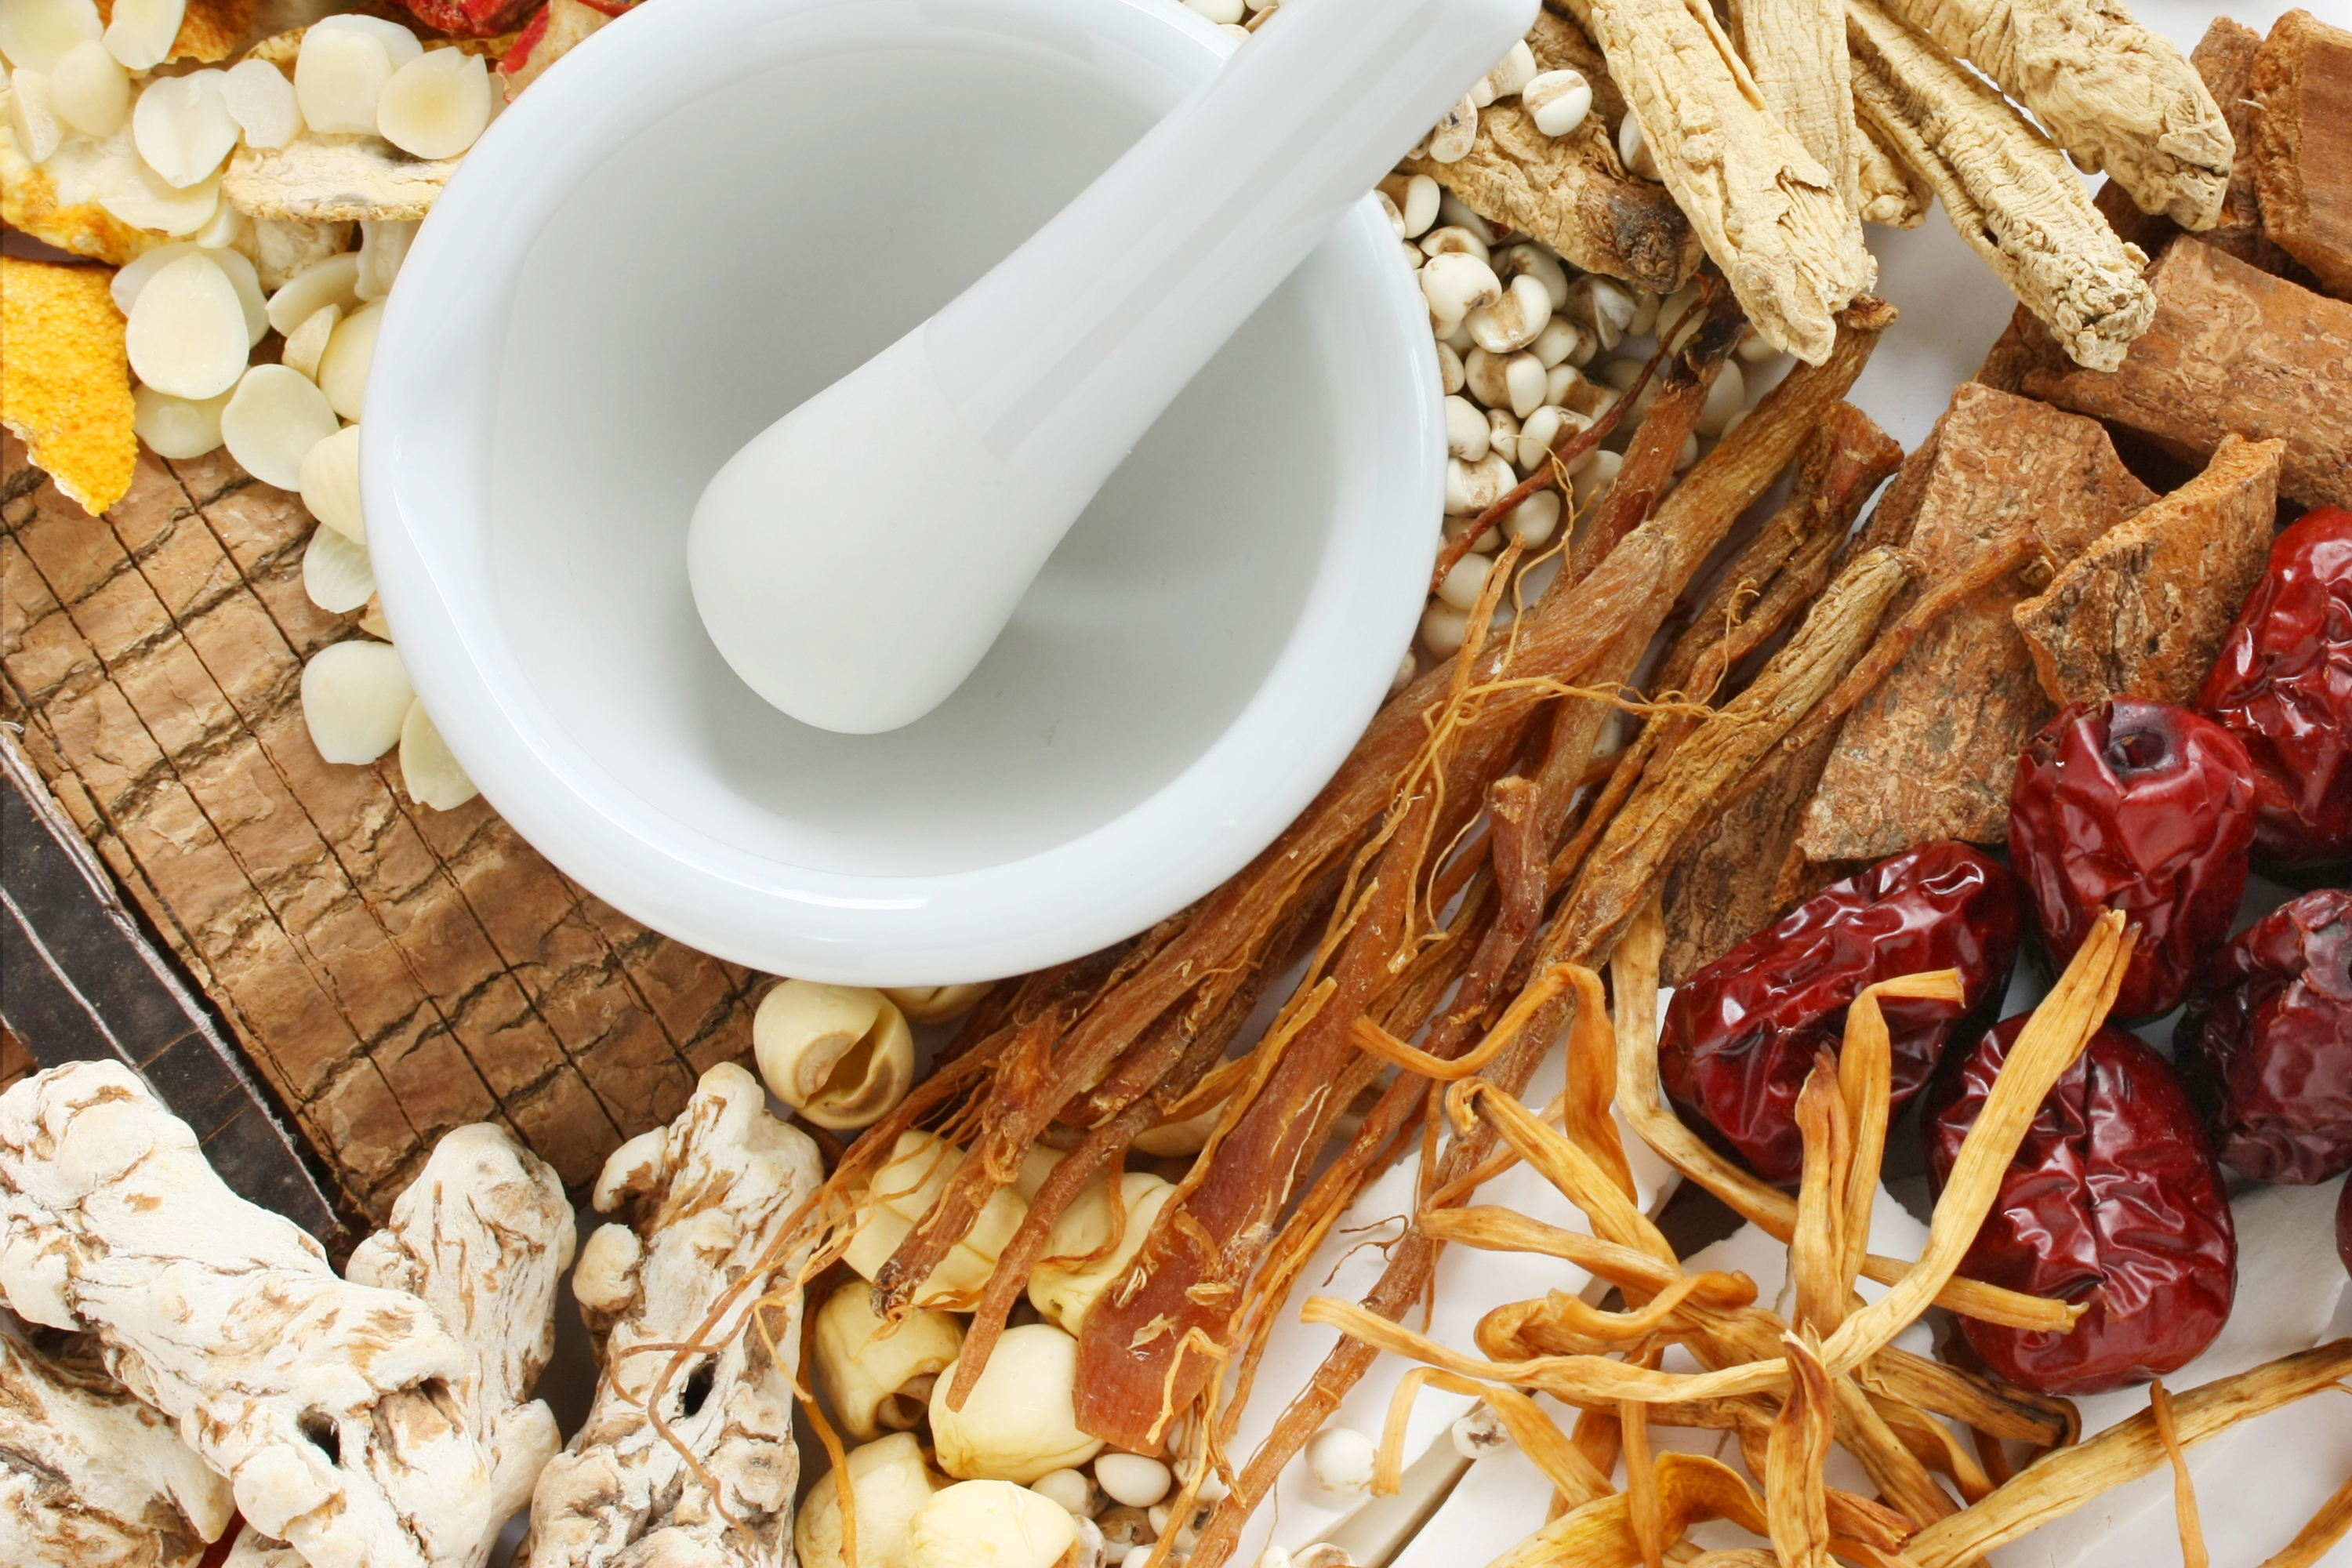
[399,701,477,810]
[301,639,412,764]
[293,27,390,136]
[132,68,237,187]
[358,593,390,639]
[263,249,360,335]
[222,57,299,149]
[299,421,364,541]
[103,0,183,71]
[95,159,220,234]
[194,196,249,252]
[307,13,423,67]
[205,243,268,346]
[0,0,100,74]
[220,362,337,488]
[125,252,249,400]
[49,40,125,136]
[317,299,381,420]
[354,217,416,302]
[281,301,339,380]
[303,522,375,612]
[111,239,200,314]
[131,382,231,459]
[9,68,63,162]
[376,47,488,161]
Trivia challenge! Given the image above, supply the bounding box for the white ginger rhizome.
[528,1062,825,1568]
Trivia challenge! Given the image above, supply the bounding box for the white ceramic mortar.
[364,0,1441,984]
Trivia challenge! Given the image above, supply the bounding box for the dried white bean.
[281,302,339,381]
[8,68,61,162]
[399,700,477,810]
[1504,488,1561,546]
[1494,243,1567,310]
[318,299,383,419]
[265,249,361,335]
[1466,271,1552,353]
[130,383,229,459]
[49,40,124,136]
[1093,1454,1171,1510]
[1305,1428,1377,1496]
[377,41,489,158]
[1617,109,1659,179]
[1418,224,1489,265]
[221,364,338,489]
[1436,191,1493,243]
[300,639,412,764]
[303,522,375,612]
[1694,359,1745,435]
[1436,552,1492,610]
[295,25,391,136]
[0,0,100,74]
[222,56,299,148]
[133,69,236,187]
[125,252,246,399]
[103,0,181,71]
[1419,250,1499,326]
[1443,394,1487,462]
[1434,339,1464,396]
[356,218,417,301]
[1484,40,1535,99]
[94,160,216,235]
[1530,314,1581,368]
[299,423,365,542]
[1426,93,1476,162]
[1523,68,1591,137]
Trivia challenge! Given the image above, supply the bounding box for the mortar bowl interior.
[365,0,1441,983]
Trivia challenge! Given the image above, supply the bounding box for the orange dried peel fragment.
[1,257,136,516]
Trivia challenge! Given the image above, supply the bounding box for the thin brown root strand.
[2149,1381,2211,1568]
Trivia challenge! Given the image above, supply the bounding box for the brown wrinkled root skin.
[1847,0,2155,371]
[1877,0,2231,228]
[2251,9,2352,298]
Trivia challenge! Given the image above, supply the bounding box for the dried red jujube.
[2198,505,2352,869]
[2009,698,2258,1021]
[2176,888,2352,1183]
[1661,840,2020,1184]
[1926,1017,2237,1395]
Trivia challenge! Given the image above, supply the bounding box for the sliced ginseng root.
[102,0,184,71]
[130,383,231,459]
[303,522,376,613]
[124,252,249,400]
[318,300,383,419]
[220,364,338,489]
[398,701,478,810]
[301,638,413,764]
[222,57,301,149]
[299,422,365,542]
[376,47,492,160]
[132,70,238,188]
[753,981,917,1131]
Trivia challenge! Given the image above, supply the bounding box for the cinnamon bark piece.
[2250,9,2352,298]
[1846,0,2154,371]
[1796,383,2155,861]
[2020,238,2352,510]
[2013,434,2283,709]
[1662,732,1837,982]
[1874,0,2231,230]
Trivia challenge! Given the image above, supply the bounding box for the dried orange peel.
[2,257,136,517]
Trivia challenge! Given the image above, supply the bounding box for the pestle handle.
[691,0,1537,734]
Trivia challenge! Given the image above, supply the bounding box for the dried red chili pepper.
[1926,1016,2237,1395]
[2009,698,2258,1021]
[2176,888,2352,1184]
[1660,840,2020,1184]
[2199,505,2352,869]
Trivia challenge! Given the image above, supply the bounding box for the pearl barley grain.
[1305,1428,1377,1496]
[1617,110,1659,179]
[49,39,126,136]
[1419,251,1500,328]
[1694,359,1745,435]
[1427,92,1477,162]
[223,57,299,148]
[1484,40,1535,100]
[1523,68,1590,137]
[376,46,490,159]
[1398,172,1439,237]
[1094,1454,1171,1510]
[1436,553,1492,610]
[1443,394,1488,462]
[1030,1468,1094,1518]
[125,252,248,399]
[1504,488,1560,546]
[1466,272,1551,354]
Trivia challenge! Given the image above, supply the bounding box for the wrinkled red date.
[398,0,543,36]
[1661,840,2020,1184]
[2009,699,2257,1021]
[2199,506,2352,869]
[2176,889,2352,1183]
[1926,1017,2237,1394]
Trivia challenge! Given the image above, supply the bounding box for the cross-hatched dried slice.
[0,256,136,515]
[299,419,364,540]
[131,67,235,186]
[220,362,336,488]
[222,56,299,148]
[132,380,230,458]
[281,300,337,379]
[303,521,375,612]
[264,248,359,333]
[51,41,127,136]
[318,298,380,418]
[302,637,412,763]
[0,0,101,74]
[103,0,184,70]
[10,68,63,160]
[294,26,390,135]
[398,700,477,810]
[124,250,245,399]
[376,46,489,159]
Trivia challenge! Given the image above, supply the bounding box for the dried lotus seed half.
[125,252,249,401]
[132,383,231,459]
[265,251,361,336]
[50,40,128,137]
[133,69,239,188]
[318,301,382,420]
[220,364,338,490]
[0,0,101,75]
[399,701,477,810]
[293,26,391,136]
[103,0,183,71]
[222,57,299,149]
[8,70,63,162]
[303,524,375,613]
[376,48,490,162]
[299,423,365,542]
[301,639,412,764]
[752,980,914,1130]
[281,302,339,381]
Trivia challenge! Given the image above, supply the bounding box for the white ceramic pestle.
[688,0,1537,733]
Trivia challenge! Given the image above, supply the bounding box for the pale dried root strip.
[1570,0,1877,361]
[1846,0,2154,370]
[1729,0,1861,212]
[1878,0,2230,228]
[1857,118,1931,227]
[1905,1341,2352,1568]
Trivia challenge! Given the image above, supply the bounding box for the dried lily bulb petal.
[354,218,416,302]
[301,638,412,764]
[399,700,477,809]
[221,57,299,150]
[0,0,100,74]
[294,26,391,136]
[309,13,423,67]
[376,46,488,160]
[131,382,230,459]
[132,69,236,187]
[879,983,993,1024]
[103,0,183,71]
[220,363,337,489]
[281,301,338,380]
[299,422,364,541]
[317,300,381,420]
[51,40,127,136]
[303,522,375,612]
[264,249,360,336]
[753,979,915,1131]
[125,252,248,400]
[8,68,62,162]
